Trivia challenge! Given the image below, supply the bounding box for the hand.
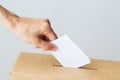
[13,17,57,51]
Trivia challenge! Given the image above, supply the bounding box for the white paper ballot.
[51,35,90,68]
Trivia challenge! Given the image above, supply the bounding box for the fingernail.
[52,47,57,51]
[35,45,39,48]
[50,43,57,51]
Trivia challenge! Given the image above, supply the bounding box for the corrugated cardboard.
[10,52,120,80]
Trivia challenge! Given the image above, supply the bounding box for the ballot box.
[10,52,120,80]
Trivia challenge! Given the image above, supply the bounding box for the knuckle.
[43,44,50,50]
[44,18,49,22]
[41,22,50,31]
[33,38,39,44]
[44,22,49,27]
[43,46,48,50]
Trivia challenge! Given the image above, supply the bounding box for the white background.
[0,0,120,79]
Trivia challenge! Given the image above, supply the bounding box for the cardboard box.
[10,52,120,80]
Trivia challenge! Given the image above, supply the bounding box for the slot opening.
[53,65,98,70]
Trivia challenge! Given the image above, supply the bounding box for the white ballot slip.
[51,35,90,68]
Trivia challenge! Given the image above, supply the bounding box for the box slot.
[53,65,98,70]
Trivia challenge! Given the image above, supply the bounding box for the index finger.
[47,28,58,41]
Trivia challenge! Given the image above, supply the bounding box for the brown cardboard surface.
[10,52,120,80]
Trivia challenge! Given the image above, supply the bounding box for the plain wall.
[0,0,120,80]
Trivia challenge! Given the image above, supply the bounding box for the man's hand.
[14,17,57,51]
[0,5,57,50]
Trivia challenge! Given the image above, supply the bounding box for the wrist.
[7,15,19,31]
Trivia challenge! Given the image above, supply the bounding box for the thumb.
[45,27,58,41]
[33,37,57,51]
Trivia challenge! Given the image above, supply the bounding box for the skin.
[0,5,57,51]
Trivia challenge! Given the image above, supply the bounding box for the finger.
[35,45,40,48]
[33,37,57,51]
[46,28,58,41]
